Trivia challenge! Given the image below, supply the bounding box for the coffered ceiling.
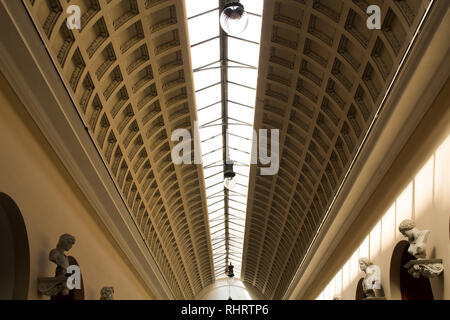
[22,0,433,300]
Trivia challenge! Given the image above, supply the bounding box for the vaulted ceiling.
[23,0,431,300]
[242,0,430,299]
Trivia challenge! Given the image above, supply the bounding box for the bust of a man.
[100,287,114,300]
[398,219,429,259]
[48,234,75,295]
[359,258,382,298]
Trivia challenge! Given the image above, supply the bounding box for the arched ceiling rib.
[242,0,431,299]
[23,0,214,299]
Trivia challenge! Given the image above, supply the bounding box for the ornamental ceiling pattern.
[241,0,430,299]
[23,0,214,299]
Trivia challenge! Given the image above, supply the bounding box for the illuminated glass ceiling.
[185,0,263,280]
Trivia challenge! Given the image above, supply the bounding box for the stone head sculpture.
[100,287,114,300]
[398,219,429,259]
[57,233,76,251]
[398,219,416,240]
[358,257,372,272]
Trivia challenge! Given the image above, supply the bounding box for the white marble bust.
[398,219,429,259]
[359,258,382,297]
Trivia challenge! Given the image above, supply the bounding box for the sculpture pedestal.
[362,288,386,300]
[37,275,68,296]
[404,259,443,279]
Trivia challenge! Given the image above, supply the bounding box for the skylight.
[185,0,263,280]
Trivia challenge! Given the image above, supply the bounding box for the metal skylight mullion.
[210,214,244,223]
[205,170,224,181]
[195,81,222,93]
[210,221,226,230]
[227,34,260,45]
[212,240,226,248]
[208,206,226,217]
[200,117,224,129]
[228,237,244,247]
[245,11,262,17]
[228,226,245,234]
[228,206,246,214]
[227,80,256,91]
[206,189,225,200]
[207,194,226,201]
[227,117,253,127]
[204,159,223,169]
[227,214,246,221]
[227,58,258,69]
[227,147,251,156]
[193,60,221,73]
[227,132,252,141]
[227,100,255,110]
[229,220,245,229]
[205,180,224,192]
[187,7,219,20]
[210,227,226,236]
[228,198,247,207]
[198,101,222,112]
[212,239,226,247]
[225,254,241,262]
[201,132,223,143]
[202,146,226,158]
[191,35,220,48]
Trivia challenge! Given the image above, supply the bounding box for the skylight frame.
[186,0,262,280]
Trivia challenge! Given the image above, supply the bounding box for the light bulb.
[220,2,249,35]
[224,177,236,190]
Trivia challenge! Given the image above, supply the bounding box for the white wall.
[0,71,153,300]
[318,132,450,300]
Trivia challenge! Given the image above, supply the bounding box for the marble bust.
[38,234,76,296]
[398,219,429,259]
[359,258,383,298]
[100,287,114,300]
[49,234,76,275]
[398,219,443,278]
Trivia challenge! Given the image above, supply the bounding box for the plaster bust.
[359,258,382,298]
[49,234,75,295]
[38,234,76,297]
[100,287,114,300]
[398,219,429,259]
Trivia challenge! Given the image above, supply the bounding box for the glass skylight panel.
[228,37,260,67]
[190,38,220,70]
[185,0,218,18]
[228,68,257,89]
[195,83,222,108]
[193,68,221,91]
[186,0,262,281]
[228,82,256,107]
[187,10,219,46]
